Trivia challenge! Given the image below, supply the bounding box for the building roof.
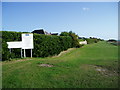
[32,29,58,35]
[32,29,48,35]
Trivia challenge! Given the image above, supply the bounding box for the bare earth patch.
[15,59,32,62]
[38,64,54,67]
[52,48,75,57]
[91,65,118,76]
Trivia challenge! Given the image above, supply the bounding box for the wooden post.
[31,49,32,58]
[21,48,22,58]
[9,48,11,53]
[24,49,26,58]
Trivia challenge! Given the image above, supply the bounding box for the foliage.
[107,39,118,46]
[107,39,117,42]
[2,31,22,61]
[60,31,80,48]
[59,31,69,36]
[85,37,103,44]
[78,39,84,42]
[2,31,73,61]
[60,31,103,47]
[33,34,72,57]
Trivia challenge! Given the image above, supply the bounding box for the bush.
[2,31,73,61]
[60,31,80,48]
[33,34,72,57]
[85,37,102,44]
[2,31,22,61]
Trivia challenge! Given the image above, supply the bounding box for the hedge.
[85,38,102,44]
[1,31,73,61]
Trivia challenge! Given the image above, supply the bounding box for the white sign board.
[22,33,34,49]
[7,41,22,48]
[7,33,34,49]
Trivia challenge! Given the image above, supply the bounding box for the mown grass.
[2,41,118,88]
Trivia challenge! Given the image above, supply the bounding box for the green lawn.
[2,41,118,88]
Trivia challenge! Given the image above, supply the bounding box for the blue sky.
[2,2,118,40]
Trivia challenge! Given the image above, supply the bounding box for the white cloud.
[82,7,90,11]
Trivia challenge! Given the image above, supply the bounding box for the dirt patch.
[52,48,75,57]
[91,65,118,76]
[96,68,106,72]
[15,59,32,62]
[38,64,54,67]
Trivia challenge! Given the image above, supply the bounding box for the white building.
[79,40,87,45]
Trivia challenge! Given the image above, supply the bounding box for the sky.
[2,0,119,2]
[2,2,118,40]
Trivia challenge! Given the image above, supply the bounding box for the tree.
[60,31,81,48]
[60,31,69,36]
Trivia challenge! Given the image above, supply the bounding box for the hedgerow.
[85,38,103,44]
[1,31,73,61]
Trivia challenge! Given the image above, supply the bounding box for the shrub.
[85,37,101,44]
[2,31,22,61]
[33,34,72,57]
[60,31,80,48]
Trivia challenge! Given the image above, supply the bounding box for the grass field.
[2,41,118,88]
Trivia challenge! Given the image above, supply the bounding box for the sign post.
[21,48,23,58]
[24,49,26,58]
[9,48,11,54]
[31,49,32,58]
